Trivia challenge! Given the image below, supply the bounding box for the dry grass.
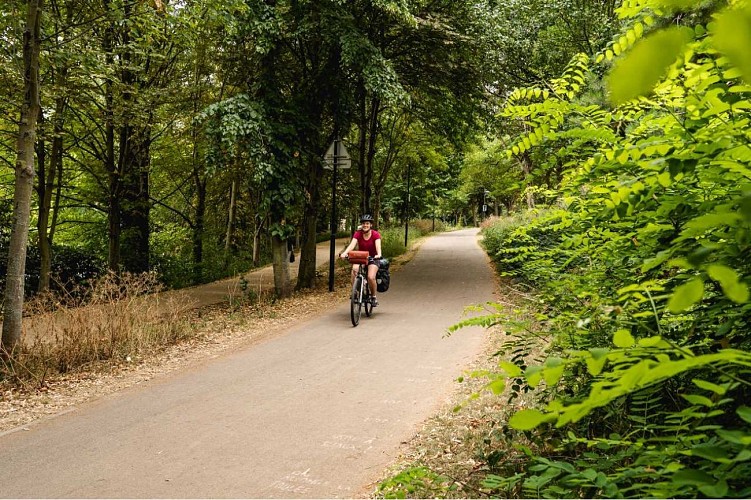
[1,272,195,388]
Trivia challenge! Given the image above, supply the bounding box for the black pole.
[432,189,435,232]
[404,162,411,247]
[328,139,339,292]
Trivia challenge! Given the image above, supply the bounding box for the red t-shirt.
[353,230,381,257]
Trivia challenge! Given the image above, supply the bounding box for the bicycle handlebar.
[341,255,381,262]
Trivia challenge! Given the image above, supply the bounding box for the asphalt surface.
[0,228,496,498]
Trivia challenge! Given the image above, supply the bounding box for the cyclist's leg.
[367,262,379,305]
[350,264,358,293]
[351,273,363,326]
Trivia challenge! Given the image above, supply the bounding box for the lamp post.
[482,189,489,221]
[329,140,339,292]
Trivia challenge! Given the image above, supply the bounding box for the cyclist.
[340,214,382,307]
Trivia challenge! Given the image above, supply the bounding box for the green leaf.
[738,406,751,424]
[526,366,543,388]
[638,336,670,348]
[543,365,565,386]
[488,378,506,395]
[690,444,731,463]
[712,4,751,85]
[654,0,706,10]
[707,264,749,303]
[499,361,522,378]
[692,379,727,395]
[716,429,751,445]
[667,278,704,313]
[672,469,713,486]
[613,329,635,348]
[586,356,607,376]
[509,409,554,430]
[681,394,715,407]
[607,27,694,105]
[699,480,729,498]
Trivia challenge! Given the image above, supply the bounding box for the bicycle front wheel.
[364,285,373,317]
[351,275,363,326]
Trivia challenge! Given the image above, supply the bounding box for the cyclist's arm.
[340,237,358,258]
[374,237,382,259]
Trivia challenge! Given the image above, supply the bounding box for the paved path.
[0,229,495,498]
[169,238,351,308]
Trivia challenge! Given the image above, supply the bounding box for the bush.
[0,240,104,300]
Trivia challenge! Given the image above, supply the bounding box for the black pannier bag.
[376,258,390,292]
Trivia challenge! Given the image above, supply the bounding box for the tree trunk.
[271,233,291,298]
[36,89,65,291]
[190,49,206,284]
[520,151,535,209]
[192,176,206,283]
[104,5,120,271]
[119,124,151,274]
[296,162,322,290]
[35,108,50,291]
[2,0,42,352]
[357,86,368,215]
[252,214,263,267]
[225,179,237,254]
[364,97,380,213]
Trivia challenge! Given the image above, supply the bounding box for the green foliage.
[467,0,751,496]
[378,219,438,259]
[712,2,751,85]
[377,466,455,499]
[607,27,694,105]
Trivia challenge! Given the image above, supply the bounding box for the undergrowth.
[0,272,196,389]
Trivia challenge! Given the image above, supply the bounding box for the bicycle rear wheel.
[351,275,363,326]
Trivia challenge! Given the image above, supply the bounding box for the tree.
[2,0,42,352]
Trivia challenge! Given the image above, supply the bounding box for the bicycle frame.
[350,259,374,327]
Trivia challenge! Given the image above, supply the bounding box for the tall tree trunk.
[192,175,206,283]
[104,4,120,271]
[190,47,206,284]
[252,214,263,268]
[37,89,66,291]
[35,108,50,291]
[296,161,323,290]
[271,230,291,298]
[119,124,151,274]
[225,179,237,254]
[357,86,368,215]
[116,2,150,274]
[2,0,42,352]
[364,96,380,213]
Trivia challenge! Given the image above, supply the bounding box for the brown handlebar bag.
[348,250,369,264]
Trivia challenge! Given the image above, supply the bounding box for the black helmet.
[360,214,374,223]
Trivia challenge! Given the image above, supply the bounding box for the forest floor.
[1,233,524,498]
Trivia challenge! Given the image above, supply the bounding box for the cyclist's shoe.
[371,296,379,307]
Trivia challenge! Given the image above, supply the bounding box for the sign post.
[324,139,351,292]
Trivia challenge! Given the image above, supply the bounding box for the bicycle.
[344,252,378,327]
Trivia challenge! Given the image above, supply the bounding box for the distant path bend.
[0,228,496,498]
